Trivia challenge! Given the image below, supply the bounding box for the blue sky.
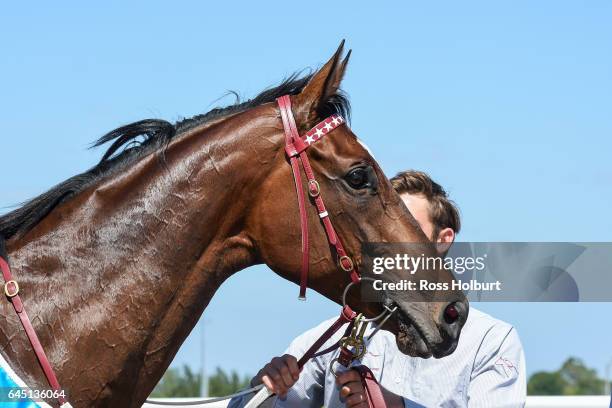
[1,1,611,382]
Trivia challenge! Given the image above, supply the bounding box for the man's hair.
[390,170,461,237]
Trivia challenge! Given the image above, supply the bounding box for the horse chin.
[395,313,433,358]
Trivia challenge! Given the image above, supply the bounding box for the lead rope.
[145,304,396,407]
[144,385,265,406]
[145,305,354,407]
[243,305,396,408]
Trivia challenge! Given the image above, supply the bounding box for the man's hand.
[336,369,405,408]
[336,369,368,407]
[250,354,300,398]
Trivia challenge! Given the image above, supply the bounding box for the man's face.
[399,192,455,253]
[400,193,435,239]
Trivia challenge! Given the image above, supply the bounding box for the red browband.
[277,95,360,299]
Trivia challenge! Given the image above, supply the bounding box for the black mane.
[0,72,350,240]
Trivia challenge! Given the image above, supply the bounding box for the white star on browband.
[296,114,346,149]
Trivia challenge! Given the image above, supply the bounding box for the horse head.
[249,43,468,358]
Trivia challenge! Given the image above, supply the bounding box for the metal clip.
[339,314,368,360]
[330,314,370,377]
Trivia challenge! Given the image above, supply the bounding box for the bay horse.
[0,43,467,407]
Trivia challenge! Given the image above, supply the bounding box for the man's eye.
[345,167,370,189]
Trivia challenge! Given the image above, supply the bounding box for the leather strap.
[0,256,67,406]
[278,96,310,299]
[353,365,389,408]
[277,95,360,299]
[297,305,356,369]
[293,305,387,408]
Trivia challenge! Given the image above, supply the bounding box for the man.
[231,170,526,407]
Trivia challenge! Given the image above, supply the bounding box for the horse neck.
[2,106,280,407]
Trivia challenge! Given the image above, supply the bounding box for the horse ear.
[294,41,351,128]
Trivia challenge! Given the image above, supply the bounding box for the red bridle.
[277,95,361,299]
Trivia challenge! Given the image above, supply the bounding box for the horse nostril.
[444,303,459,324]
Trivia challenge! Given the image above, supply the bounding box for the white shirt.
[230,307,526,408]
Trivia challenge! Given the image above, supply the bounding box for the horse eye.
[345,167,370,189]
